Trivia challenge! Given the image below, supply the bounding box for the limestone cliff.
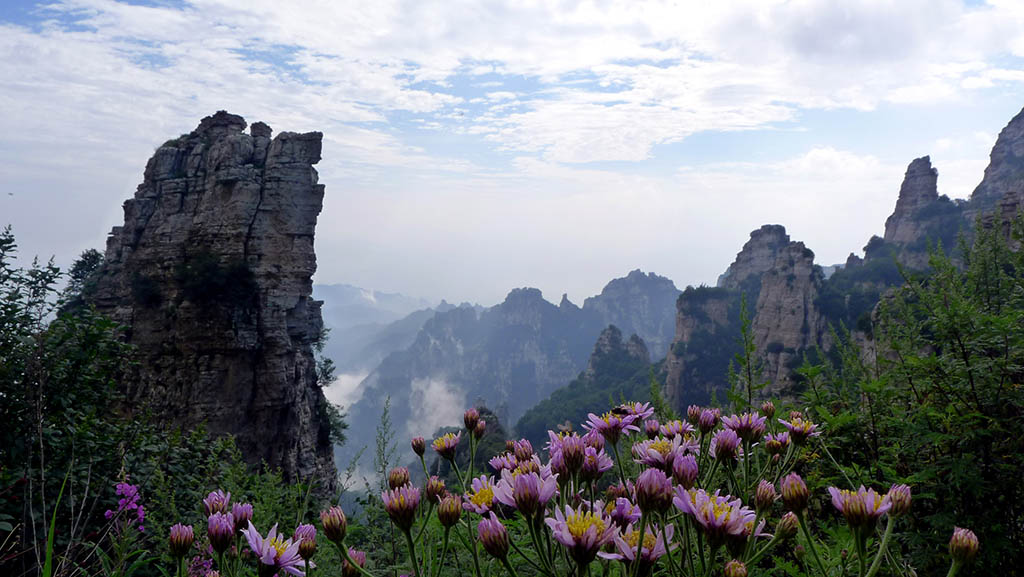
[717,225,791,292]
[582,270,679,358]
[751,242,827,391]
[90,111,335,485]
[663,286,737,408]
[967,107,1024,219]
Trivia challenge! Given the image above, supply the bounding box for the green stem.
[857,534,867,577]
[745,534,781,566]
[337,542,377,577]
[819,439,855,487]
[305,558,310,577]
[500,556,522,577]
[631,512,649,577]
[864,517,894,577]
[797,512,829,577]
[610,442,628,487]
[657,518,681,577]
[404,529,422,577]
[463,515,483,577]
[416,503,436,544]
[946,561,961,577]
[433,527,451,577]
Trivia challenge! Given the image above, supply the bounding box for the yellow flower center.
[649,439,672,456]
[269,536,289,557]
[470,485,495,508]
[625,530,658,550]
[566,512,606,538]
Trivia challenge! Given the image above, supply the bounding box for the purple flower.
[202,490,231,517]
[686,405,703,425]
[776,512,799,539]
[780,473,809,512]
[710,429,742,463]
[754,480,777,513]
[659,419,695,439]
[319,506,347,544]
[887,484,911,517]
[549,432,586,474]
[425,476,447,503]
[512,439,534,461]
[598,522,673,575]
[169,523,194,558]
[293,524,317,561]
[545,504,618,566]
[582,428,606,451]
[672,454,698,489]
[760,401,775,419]
[721,412,767,443]
[382,485,421,532]
[477,512,510,559]
[632,436,685,470]
[493,469,558,517]
[584,411,640,445]
[341,548,366,577]
[388,467,411,490]
[724,559,748,577]
[437,495,463,528]
[778,416,821,444]
[411,436,426,456]
[464,408,481,431]
[763,432,790,456]
[105,482,145,533]
[605,497,641,529]
[473,419,486,439]
[243,522,306,577]
[828,486,892,530]
[231,503,253,534]
[949,527,979,564]
[674,488,755,548]
[644,419,660,440]
[580,447,614,482]
[432,432,461,461]
[698,408,721,434]
[463,475,497,514]
[618,402,655,421]
[207,512,234,554]
[635,468,673,514]
[488,452,518,472]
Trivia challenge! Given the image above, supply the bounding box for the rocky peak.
[969,106,1024,215]
[89,111,334,486]
[718,225,791,291]
[582,270,680,359]
[559,293,580,311]
[584,325,649,379]
[884,156,939,244]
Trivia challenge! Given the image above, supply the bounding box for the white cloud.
[407,378,465,439]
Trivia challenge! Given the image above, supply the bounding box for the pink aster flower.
[580,447,614,483]
[632,436,685,470]
[549,432,586,474]
[231,503,253,534]
[463,475,498,514]
[488,452,518,472]
[674,488,755,548]
[764,432,790,456]
[778,416,821,444]
[686,405,703,425]
[659,419,695,439]
[605,497,641,529]
[477,512,510,559]
[635,468,674,514]
[828,486,892,531]
[382,485,421,532]
[721,412,767,443]
[582,428,606,451]
[202,490,231,517]
[492,469,558,517]
[644,419,661,439]
[545,503,618,566]
[512,439,534,461]
[207,512,234,554]
[672,454,699,489]
[698,408,721,434]
[710,429,743,463]
[598,522,674,576]
[618,401,655,421]
[432,432,461,461]
[243,522,307,577]
[584,410,640,445]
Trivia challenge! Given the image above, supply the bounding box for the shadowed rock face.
[90,111,335,486]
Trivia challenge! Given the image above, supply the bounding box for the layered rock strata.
[90,111,335,485]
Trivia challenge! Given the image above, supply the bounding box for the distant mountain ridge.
[338,270,680,461]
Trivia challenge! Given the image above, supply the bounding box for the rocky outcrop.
[584,325,649,379]
[663,287,737,408]
[751,242,826,390]
[90,111,335,486]
[717,225,791,292]
[967,107,1024,218]
[883,157,940,244]
[582,270,680,358]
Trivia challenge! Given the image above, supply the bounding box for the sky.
[2,0,1024,306]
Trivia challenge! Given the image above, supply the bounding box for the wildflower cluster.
[162,401,979,577]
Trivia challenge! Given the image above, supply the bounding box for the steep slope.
[88,111,335,485]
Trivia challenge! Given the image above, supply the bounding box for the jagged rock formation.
[89,111,335,485]
[582,270,679,358]
[718,225,791,291]
[663,287,737,408]
[967,107,1024,219]
[751,242,827,390]
[516,325,653,446]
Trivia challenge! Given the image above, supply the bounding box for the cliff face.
[663,287,737,408]
[967,107,1024,219]
[90,111,335,485]
[751,242,826,390]
[582,269,680,359]
[717,225,791,292]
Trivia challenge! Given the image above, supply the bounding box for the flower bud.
[207,512,234,554]
[425,476,446,502]
[794,544,806,559]
[780,473,809,512]
[644,419,660,439]
[293,524,317,561]
[341,548,366,577]
[686,405,702,425]
[949,527,979,564]
[635,468,673,514]
[755,479,777,513]
[474,420,486,440]
[438,495,463,528]
[411,436,426,457]
[464,408,480,431]
[888,484,911,517]
[231,503,253,534]
[605,483,630,502]
[505,440,516,453]
[698,408,720,434]
[777,512,799,539]
[513,439,533,462]
[169,523,194,558]
[388,467,411,490]
[202,490,231,517]
[477,512,510,560]
[724,560,747,577]
[672,454,698,489]
[760,400,775,419]
[320,506,347,544]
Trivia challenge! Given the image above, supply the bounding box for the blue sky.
[2,0,1024,304]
